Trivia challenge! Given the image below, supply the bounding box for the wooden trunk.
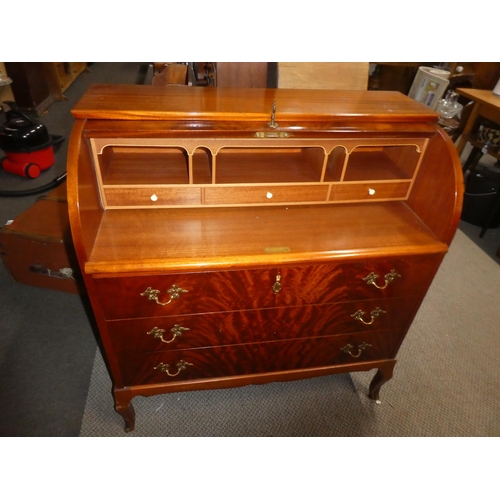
[0,184,81,294]
[67,85,463,432]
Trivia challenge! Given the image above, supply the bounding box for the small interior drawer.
[203,185,329,205]
[103,186,202,208]
[329,181,411,202]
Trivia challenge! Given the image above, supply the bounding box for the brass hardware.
[264,246,291,254]
[254,131,289,138]
[140,285,188,306]
[351,307,386,325]
[272,274,282,294]
[147,324,190,344]
[363,269,401,289]
[341,342,372,358]
[29,264,75,280]
[154,360,193,377]
[267,100,279,129]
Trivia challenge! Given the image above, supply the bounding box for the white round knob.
[150,194,158,202]
[368,188,376,196]
[266,192,273,199]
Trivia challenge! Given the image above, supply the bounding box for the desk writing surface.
[455,88,500,155]
[457,88,500,109]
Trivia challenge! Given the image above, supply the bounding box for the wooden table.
[456,88,500,155]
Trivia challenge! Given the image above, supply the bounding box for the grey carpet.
[80,229,500,436]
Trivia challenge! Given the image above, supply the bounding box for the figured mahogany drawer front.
[93,263,347,320]
[106,296,416,354]
[94,270,276,320]
[274,263,347,307]
[118,330,396,387]
[344,255,442,300]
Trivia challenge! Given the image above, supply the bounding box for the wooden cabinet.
[4,62,87,114]
[67,85,463,432]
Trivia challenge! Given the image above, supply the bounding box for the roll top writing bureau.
[67,85,463,432]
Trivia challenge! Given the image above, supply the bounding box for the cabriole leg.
[368,361,396,401]
[114,391,136,432]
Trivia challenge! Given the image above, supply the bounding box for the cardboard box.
[0,184,81,294]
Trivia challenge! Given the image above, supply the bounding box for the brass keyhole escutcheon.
[272,274,282,294]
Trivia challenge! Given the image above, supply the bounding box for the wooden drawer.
[203,185,329,205]
[106,296,416,354]
[117,330,396,386]
[93,263,347,320]
[93,256,435,322]
[103,186,202,207]
[329,181,411,202]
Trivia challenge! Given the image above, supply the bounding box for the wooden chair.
[152,63,188,86]
[215,63,269,88]
[277,62,369,90]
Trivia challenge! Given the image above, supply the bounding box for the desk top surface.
[457,88,500,108]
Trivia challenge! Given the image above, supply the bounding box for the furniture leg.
[480,188,500,238]
[368,361,396,401]
[136,63,150,85]
[114,391,136,432]
[456,102,481,155]
[462,146,483,175]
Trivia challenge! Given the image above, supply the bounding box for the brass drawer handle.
[140,285,189,306]
[351,307,386,325]
[147,324,190,344]
[272,274,282,294]
[154,360,193,377]
[341,342,372,358]
[363,269,401,289]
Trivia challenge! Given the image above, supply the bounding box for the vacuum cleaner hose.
[0,172,67,197]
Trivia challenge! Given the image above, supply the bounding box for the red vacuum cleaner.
[0,102,63,179]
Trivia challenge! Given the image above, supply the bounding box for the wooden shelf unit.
[90,136,427,209]
[68,85,463,432]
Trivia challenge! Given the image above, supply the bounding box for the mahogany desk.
[67,85,463,431]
